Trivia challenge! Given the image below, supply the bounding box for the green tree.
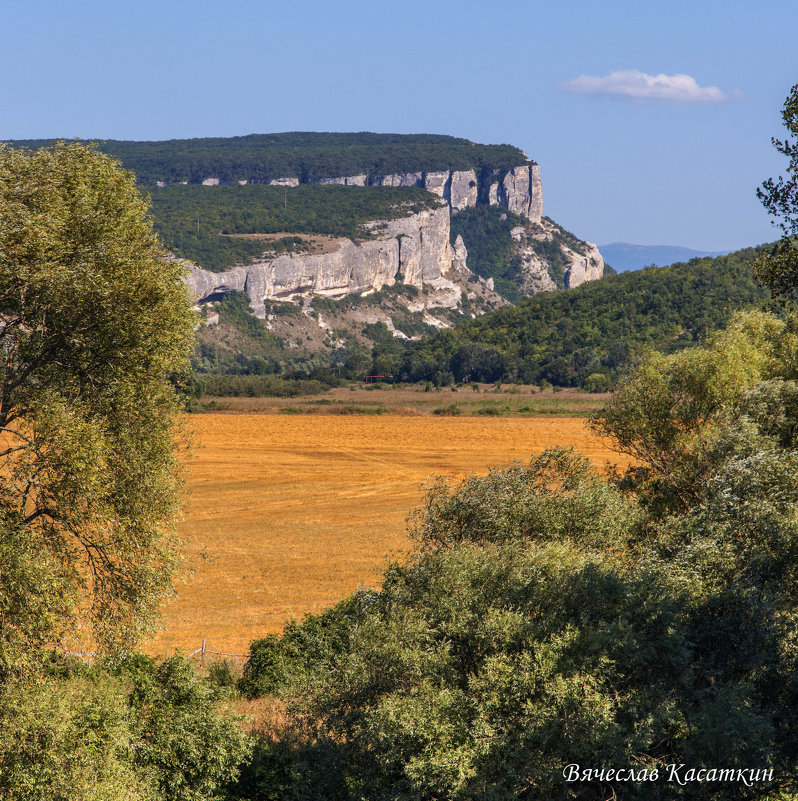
[0,141,196,662]
[0,143,251,801]
[590,311,791,516]
[755,82,798,296]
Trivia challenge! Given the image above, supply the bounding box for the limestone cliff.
[192,163,543,223]
[184,204,487,318]
[507,218,605,293]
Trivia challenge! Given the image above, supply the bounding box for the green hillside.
[376,245,771,388]
[6,133,528,185]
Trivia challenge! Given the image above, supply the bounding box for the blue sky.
[2,0,796,251]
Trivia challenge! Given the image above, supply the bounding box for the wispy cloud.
[559,70,733,104]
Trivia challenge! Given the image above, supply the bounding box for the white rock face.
[268,177,300,187]
[184,204,462,318]
[563,241,604,288]
[488,164,542,223]
[372,172,424,188]
[449,170,479,211]
[202,177,221,186]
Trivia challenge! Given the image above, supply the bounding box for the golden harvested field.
[148,413,629,656]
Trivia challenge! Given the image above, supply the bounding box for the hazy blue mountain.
[599,242,730,273]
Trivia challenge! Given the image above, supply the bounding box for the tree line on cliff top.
[5,132,528,185]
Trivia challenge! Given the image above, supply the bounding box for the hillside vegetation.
[189,245,770,394]
[370,245,770,388]
[148,183,442,272]
[450,207,595,299]
[6,132,528,184]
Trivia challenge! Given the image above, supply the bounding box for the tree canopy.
[755,82,798,297]
[0,142,250,801]
[0,141,196,662]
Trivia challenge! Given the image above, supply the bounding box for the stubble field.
[148,412,630,656]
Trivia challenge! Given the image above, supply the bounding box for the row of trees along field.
[5,132,528,185]
[369,244,769,390]
[3,82,798,800]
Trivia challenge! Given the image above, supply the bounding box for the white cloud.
[559,70,731,103]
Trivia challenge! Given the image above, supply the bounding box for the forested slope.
[377,246,770,387]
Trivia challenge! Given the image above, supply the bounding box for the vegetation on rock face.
[449,204,528,300]
[0,142,248,800]
[5,132,529,185]
[149,183,443,272]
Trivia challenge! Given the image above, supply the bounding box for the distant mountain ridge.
[599,242,731,273]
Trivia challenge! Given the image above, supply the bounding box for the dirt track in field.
[147,414,628,656]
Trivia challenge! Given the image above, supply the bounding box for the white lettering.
[563,764,580,782]
[667,764,686,785]
[735,770,753,787]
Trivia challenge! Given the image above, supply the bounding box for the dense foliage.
[6,132,528,185]
[0,142,248,800]
[755,83,798,297]
[229,311,798,800]
[148,183,442,271]
[1,654,250,801]
[375,245,769,388]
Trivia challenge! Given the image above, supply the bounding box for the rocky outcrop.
[494,164,542,223]
[449,170,479,212]
[157,163,544,222]
[563,241,604,288]
[184,205,467,318]
[506,218,604,294]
